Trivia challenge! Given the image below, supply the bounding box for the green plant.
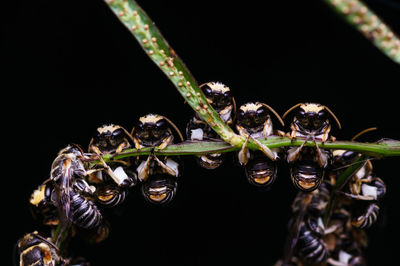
[14,0,400,265]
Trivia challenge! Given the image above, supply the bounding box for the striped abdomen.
[298,225,328,264]
[352,203,380,229]
[70,189,102,229]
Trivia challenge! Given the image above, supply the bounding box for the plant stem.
[323,155,367,225]
[101,137,400,162]
[323,0,400,64]
[104,0,244,147]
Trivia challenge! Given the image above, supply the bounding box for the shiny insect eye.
[297,109,306,118]
[111,128,124,139]
[137,122,144,130]
[256,107,265,116]
[238,110,245,119]
[156,119,167,129]
[202,85,213,97]
[318,110,327,120]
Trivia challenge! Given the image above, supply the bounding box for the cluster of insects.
[16,82,386,265]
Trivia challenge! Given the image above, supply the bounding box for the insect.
[186,82,236,169]
[132,114,183,204]
[49,144,105,234]
[88,124,137,188]
[16,231,63,266]
[141,174,178,204]
[30,180,59,227]
[283,192,329,265]
[235,102,285,187]
[330,128,385,229]
[16,231,92,266]
[296,214,328,265]
[283,103,342,192]
[31,177,103,230]
[95,184,129,208]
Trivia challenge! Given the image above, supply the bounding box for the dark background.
[3,0,400,265]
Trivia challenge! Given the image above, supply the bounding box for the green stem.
[104,0,243,146]
[323,0,400,64]
[323,155,367,225]
[101,137,400,163]
[51,224,71,255]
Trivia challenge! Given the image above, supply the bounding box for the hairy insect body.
[330,150,386,230]
[30,178,102,230]
[283,103,341,192]
[236,102,285,188]
[88,124,137,188]
[186,82,235,169]
[133,114,183,204]
[88,124,137,209]
[17,232,63,266]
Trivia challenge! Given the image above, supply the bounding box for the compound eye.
[202,84,213,97]
[137,122,144,130]
[156,119,167,130]
[111,128,124,140]
[93,130,102,142]
[318,109,327,120]
[297,109,306,118]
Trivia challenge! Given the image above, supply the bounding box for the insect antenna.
[260,102,285,126]
[351,127,378,141]
[282,103,302,120]
[323,105,342,129]
[161,115,184,142]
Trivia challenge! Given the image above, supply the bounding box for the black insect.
[15,231,92,266]
[141,174,178,204]
[88,124,137,188]
[50,144,100,233]
[31,178,103,230]
[283,103,341,192]
[30,180,59,227]
[186,82,235,169]
[235,102,285,187]
[132,114,183,204]
[16,231,63,266]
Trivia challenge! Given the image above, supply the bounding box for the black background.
[3,0,400,265]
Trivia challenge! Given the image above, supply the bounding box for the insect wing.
[283,193,312,264]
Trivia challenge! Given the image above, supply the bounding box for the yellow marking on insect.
[149,193,167,202]
[169,71,174,76]
[239,102,263,112]
[131,25,137,31]
[30,185,46,206]
[254,176,271,185]
[144,24,149,30]
[151,37,157,43]
[142,39,148,44]
[299,180,316,190]
[205,81,230,93]
[139,114,163,124]
[300,103,325,113]
[97,124,121,134]
[133,11,138,16]
[98,193,115,202]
